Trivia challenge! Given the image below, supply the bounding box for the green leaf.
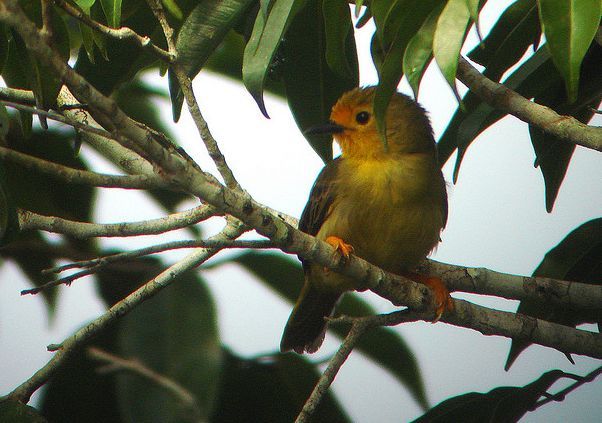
[169,0,255,122]
[413,370,566,422]
[163,0,184,20]
[74,0,97,8]
[322,0,353,78]
[505,219,602,370]
[537,0,602,103]
[3,129,95,222]
[280,0,358,163]
[117,269,222,422]
[0,399,47,423]
[242,0,302,117]
[437,46,554,173]
[100,0,122,27]
[433,0,473,102]
[403,3,444,98]
[372,0,442,142]
[228,251,428,409]
[212,349,351,422]
[467,0,540,81]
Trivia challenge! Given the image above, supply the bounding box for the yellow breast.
[313,154,446,291]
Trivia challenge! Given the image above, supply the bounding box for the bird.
[280,87,453,354]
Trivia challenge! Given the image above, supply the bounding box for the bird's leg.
[403,271,454,321]
[323,236,354,274]
[325,235,354,259]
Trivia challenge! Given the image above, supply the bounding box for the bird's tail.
[280,281,340,354]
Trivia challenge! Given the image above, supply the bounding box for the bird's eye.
[355,111,370,125]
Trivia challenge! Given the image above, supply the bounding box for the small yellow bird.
[280,87,453,354]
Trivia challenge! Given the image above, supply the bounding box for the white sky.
[1,1,601,421]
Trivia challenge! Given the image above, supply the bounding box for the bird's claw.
[325,236,354,260]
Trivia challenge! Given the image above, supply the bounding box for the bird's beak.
[304,121,345,136]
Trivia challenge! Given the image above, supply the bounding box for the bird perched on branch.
[280,87,453,354]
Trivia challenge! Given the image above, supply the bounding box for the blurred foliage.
[0,0,600,421]
[413,370,568,423]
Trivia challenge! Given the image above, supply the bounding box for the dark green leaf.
[3,128,95,222]
[403,3,444,98]
[413,370,565,423]
[169,0,255,121]
[467,0,540,81]
[0,156,19,245]
[537,0,601,102]
[117,269,222,422]
[372,0,442,142]
[40,327,124,423]
[438,47,555,175]
[242,0,302,117]
[281,0,358,163]
[505,219,602,370]
[212,349,351,422]
[322,0,354,78]
[432,0,473,102]
[229,251,428,409]
[0,399,47,423]
[0,25,8,74]
[100,0,122,27]
[1,232,59,316]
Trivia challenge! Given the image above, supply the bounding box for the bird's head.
[307,87,436,160]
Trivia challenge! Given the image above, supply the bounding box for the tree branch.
[17,205,218,238]
[51,0,173,62]
[421,260,602,311]
[145,0,241,191]
[0,145,172,189]
[2,222,245,403]
[296,311,424,423]
[21,238,276,295]
[456,56,602,152]
[88,347,202,422]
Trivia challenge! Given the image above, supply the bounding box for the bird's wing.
[298,158,341,262]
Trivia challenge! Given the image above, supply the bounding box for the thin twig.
[17,205,218,239]
[3,222,246,403]
[296,311,422,422]
[0,146,173,190]
[145,0,241,190]
[21,238,276,295]
[52,0,173,61]
[1,100,115,139]
[456,56,602,152]
[88,347,202,422]
[532,366,602,410]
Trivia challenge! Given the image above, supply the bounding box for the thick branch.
[0,146,171,189]
[456,56,602,152]
[422,260,602,310]
[17,205,218,238]
[52,0,173,61]
[3,222,245,403]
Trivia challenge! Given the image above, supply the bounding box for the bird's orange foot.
[325,236,354,259]
[406,273,454,321]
